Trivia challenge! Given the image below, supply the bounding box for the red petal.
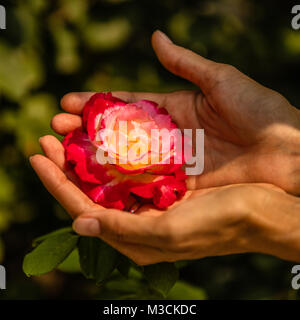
[80,180,131,210]
[153,179,186,209]
[63,129,112,184]
[63,93,189,210]
[82,92,126,141]
[135,100,169,117]
[130,170,187,205]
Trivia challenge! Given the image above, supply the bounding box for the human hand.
[29,143,300,264]
[70,182,300,265]
[150,31,300,193]
[30,135,300,264]
[52,30,300,193]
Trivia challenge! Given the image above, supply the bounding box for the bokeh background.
[0,0,300,299]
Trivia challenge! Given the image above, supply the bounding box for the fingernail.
[73,218,101,236]
[156,30,172,44]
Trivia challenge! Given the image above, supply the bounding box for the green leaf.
[167,280,206,300]
[32,226,73,247]
[117,255,131,278]
[17,93,58,156]
[143,262,179,298]
[78,237,120,284]
[174,260,191,269]
[0,44,43,101]
[57,249,81,273]
[82,18,131,51]
[23,233,79,277]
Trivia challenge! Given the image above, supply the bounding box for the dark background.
[0,0,299,299]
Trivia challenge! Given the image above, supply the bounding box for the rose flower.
[63,92,190,210]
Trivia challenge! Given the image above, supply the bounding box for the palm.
[158,72,299,191]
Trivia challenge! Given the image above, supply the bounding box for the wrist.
[245,188,300,262]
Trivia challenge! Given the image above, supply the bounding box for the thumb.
[151,30,221,94]
[72,210,163,247]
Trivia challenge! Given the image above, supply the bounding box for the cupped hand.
[30,144,300,264]
[51,30,300,194]
[71,182,300,265]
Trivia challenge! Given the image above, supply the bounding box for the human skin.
[29,30,300,264]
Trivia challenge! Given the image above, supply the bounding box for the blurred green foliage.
[0,0,299,299]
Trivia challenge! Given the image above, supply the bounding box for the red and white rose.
[63,92,190,210]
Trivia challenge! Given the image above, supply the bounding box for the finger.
[72,210,167,247]
[151,30,221,94]
[29,154,96,218]
[253,183,286,193]
[96,236,167,266]
[39,135,80,185]
[60,91,169,114]
[113,91,167,106]
[51,113,82,136]
[39,135,65,170]
[61,92,95,114]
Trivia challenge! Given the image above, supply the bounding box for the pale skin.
[30,30,300,265]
